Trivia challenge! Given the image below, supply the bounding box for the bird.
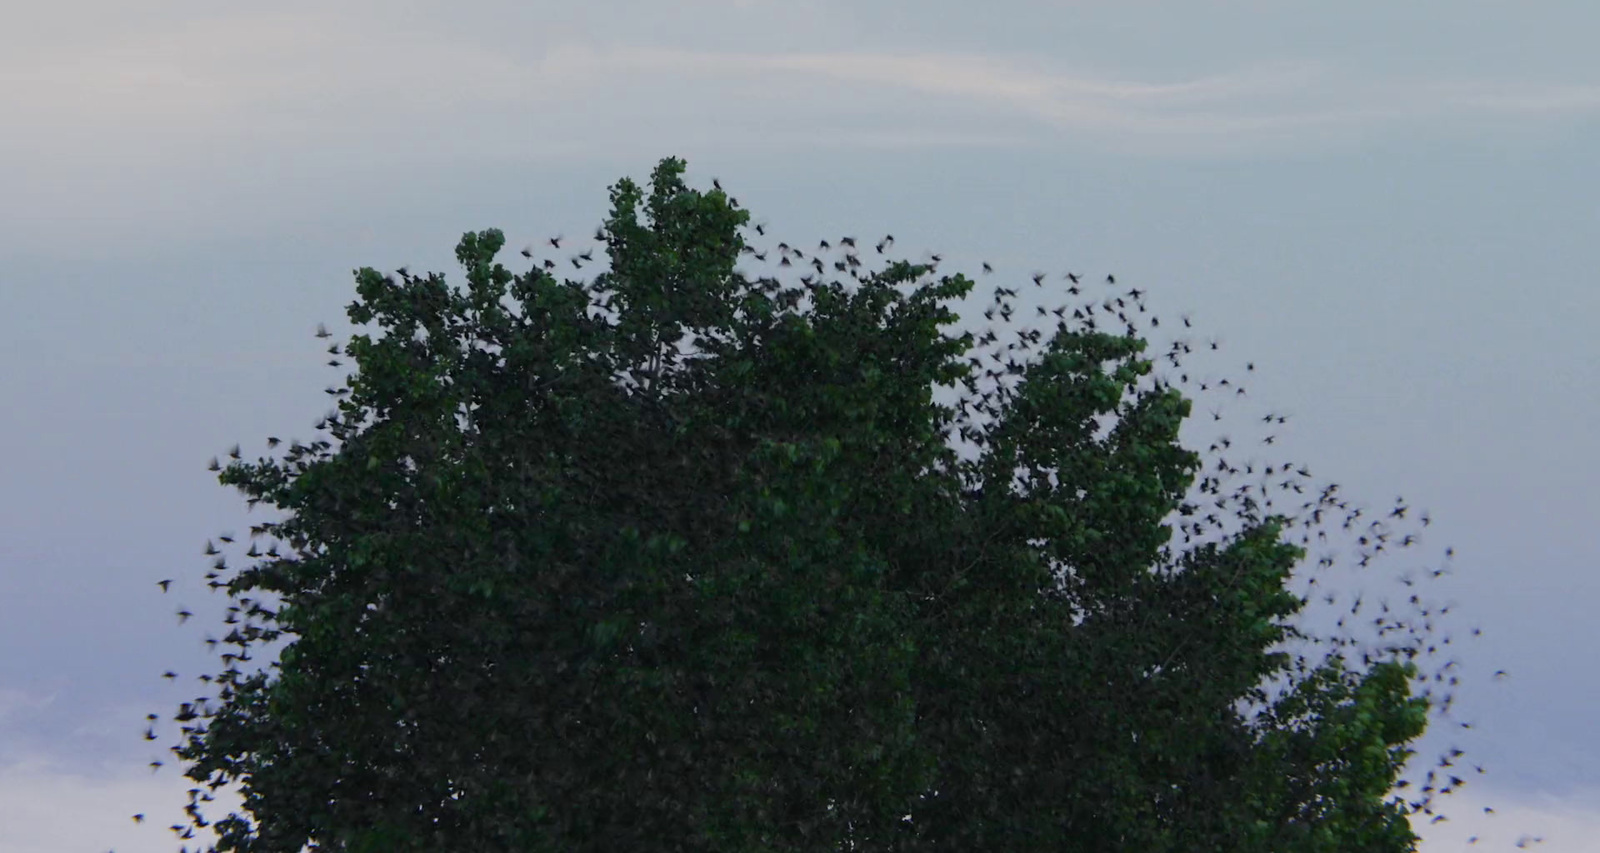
[157,579,171,592]
[549,235,563,248]
[315,323,331,339]
[132,813,145,823]
[981,262,993,274]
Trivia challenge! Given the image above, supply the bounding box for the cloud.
[4,11,1598,166]
[4,9,1600,254]
[0,753,246,853]
[0,686,60,727]
[1412,783,1600,852]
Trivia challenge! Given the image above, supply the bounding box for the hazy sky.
[3,2,1597,851]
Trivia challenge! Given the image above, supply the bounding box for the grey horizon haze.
[2,1,1596,850]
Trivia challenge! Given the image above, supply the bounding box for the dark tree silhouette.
[144,157,1524,852]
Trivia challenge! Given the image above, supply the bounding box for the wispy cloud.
[1412,783,1600,852]
[4,11,1598,165]
[0,754,247,853]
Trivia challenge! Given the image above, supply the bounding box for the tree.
[158,156,1472,852]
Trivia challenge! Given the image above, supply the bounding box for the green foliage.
[166,156,1437,851]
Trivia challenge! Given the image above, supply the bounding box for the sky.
[2,1,1597,850]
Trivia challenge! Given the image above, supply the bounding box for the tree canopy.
[153,156,1489,852]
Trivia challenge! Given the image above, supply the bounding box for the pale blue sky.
[2,2,1597,851]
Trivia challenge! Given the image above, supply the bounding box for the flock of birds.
[134,186,1534,849]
